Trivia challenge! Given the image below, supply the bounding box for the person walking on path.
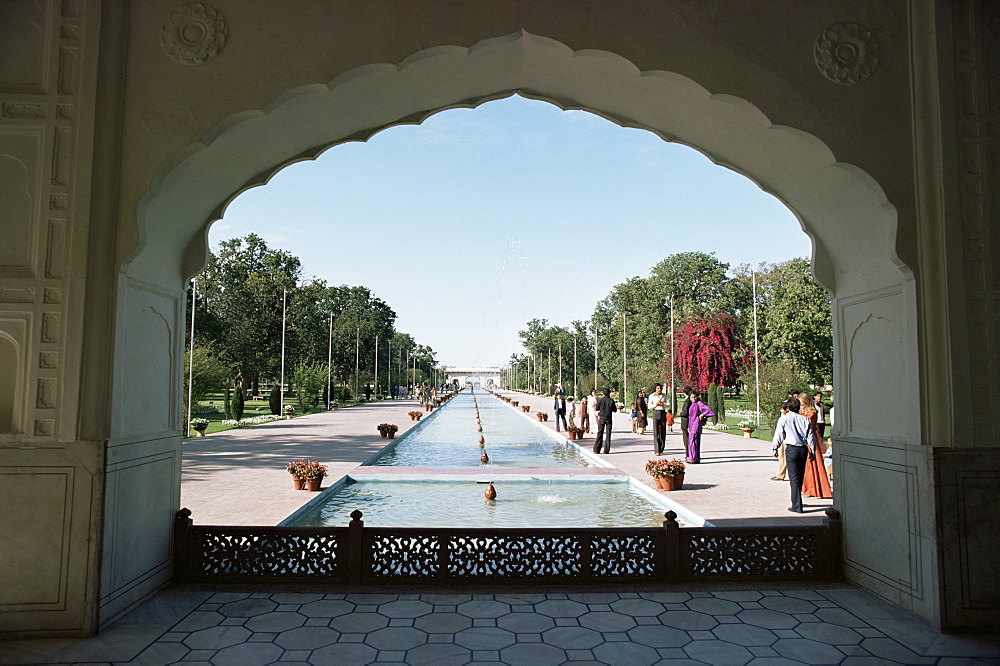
[685,390,714,463]
[593,389,617,454]
[647,384,669,455]
[678,386,693,453]
[772,397,817,513]
[586,389,598,434]
[798,393,833,499]
[635,390,648,436]
[553,393,568,431]
[771,402,791,481]
[566,397,576,428]
[666,409,675,433]
[814,392,827,439]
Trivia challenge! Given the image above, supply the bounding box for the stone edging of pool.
[499,392,616,469]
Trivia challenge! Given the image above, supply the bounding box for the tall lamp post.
[326,312,333,409]
[669,295,675,412]
[752,264,761,424]
[186,278,196,437]
[279,288,287,416]
[622,311,627,404]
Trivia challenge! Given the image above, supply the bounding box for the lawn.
[185,393,384,436]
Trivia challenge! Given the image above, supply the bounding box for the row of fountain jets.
[472,387,498,501]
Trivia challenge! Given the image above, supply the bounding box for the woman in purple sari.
[686,390,715,463]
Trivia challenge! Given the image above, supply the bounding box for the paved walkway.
[7,390,997,664]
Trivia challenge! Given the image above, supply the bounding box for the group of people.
[771,391,833,513]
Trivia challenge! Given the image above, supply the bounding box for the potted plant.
[190,418,209,437]
[738,419,757,437]
[283,404,295,419]
[377,423,399,438]
[408,410,422,421]
[298,460,328,491]
[286,459,307,490]
[645,458,686,490]
[566,424,582,440]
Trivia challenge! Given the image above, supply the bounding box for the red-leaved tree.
[663,312,748,392]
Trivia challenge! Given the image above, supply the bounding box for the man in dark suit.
[593,389,617,454]
[553,393,568,431]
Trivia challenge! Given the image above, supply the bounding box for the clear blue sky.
[212,96,810,368]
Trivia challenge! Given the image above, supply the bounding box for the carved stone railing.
[173,508,841,585]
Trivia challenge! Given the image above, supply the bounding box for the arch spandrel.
[128,31,907,295]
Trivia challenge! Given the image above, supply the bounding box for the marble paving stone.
[379,599,433,618]
[688,590,714,597]
[274,605,300,612]
[456,599,511,618]
[814,607,868,628]
[517,634,543,643]
[658,610,717,631]
[199,603,222,611]
[782,589,826,601]
[364,626,426,650]
[272,626,340,650]
[793,613,821,623]
[535,599,590,618]
[417,593,473,605]
[388,618,415,627]
[578,610,637,632]
[496,612,557,634]
[344,593,398,604]
[627,624,691,648]
[688,630,716,640]
[737,609,799,629]
[249,592,271,599]
[542,626,604,649]
[794,621,863,645]
[859,637,938,664]
[759,596,817,615]
[711,623,778,646]
[683,639,754,666]
[453,627,517,650]
[172,611,225,632]
[746,658,803,665]
[246,632,277,642]
[717,616,741,624]
[182,649,218,661]
[271,592,323,604]
[547,592,571,599]
[280,650,311,660]
[427,634,454,643]
[634,616,661,625]
[663,603,688,611]
[303,618,328,627]
[510,604,535,613]
[566,648,595,660]
[774,629,799,638]
[748,645,779,657]
[711,590,763,602]
[339,633,367,642]
[413,612,473,634]
[404,642,471,666]
[322,593,346,600]
[639,591,692,603]
[297,599,354,618]
[839,644,871,656]
[183,626,251,650]
[685,597,742,615]
[501,642,569,665]
[655,646,689,658]
[554,617,579,626]
[128,641,189,665]
[569,593,622,604]
[207,593,250,604]
[491,593,548,604]
[772,638,846,664]
[591,640,662,664]
[471,650,501,661]
[738,601,764,609]
[472,618,497,627]
[210,641,283,666]
[608,598,665,617]
[243,611,306,633]
[330,611,390,633]
[160,632,187,641]
[378,650,408,661]
[602,631,630,641]
[220,618,245,626]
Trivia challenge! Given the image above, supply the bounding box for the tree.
[669,312,747,392]
[739,358,808,432]
[293,361,327,413]
[232,378,245,421]
[182,343,229,406]
[648,252,733,321]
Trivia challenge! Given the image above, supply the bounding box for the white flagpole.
[186,278,196,437]
[573,335,578,397]
[354,326,360,404]
[326,312,333,409]
[374,335,379,400]
[387,339,391,399]
[753,264,761,425]
[594,324,598,392]
[670,295,675,412]
[559,341,562,390]
[622,311,627,403]
[280,288,287,415]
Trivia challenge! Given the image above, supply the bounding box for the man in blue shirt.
[772,397,816,513]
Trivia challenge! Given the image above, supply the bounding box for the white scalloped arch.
[128,30,906,297]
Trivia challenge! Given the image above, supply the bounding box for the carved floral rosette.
[814,23,878,85]
[161,2,228,65]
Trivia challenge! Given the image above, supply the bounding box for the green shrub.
[268,386,281,415]
[223,387,232,420]
[333,385,352,402]
[232,383,245,421]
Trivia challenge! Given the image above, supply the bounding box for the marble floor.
[3,585,999,665]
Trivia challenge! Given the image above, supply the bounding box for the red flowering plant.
[662,312,750,391]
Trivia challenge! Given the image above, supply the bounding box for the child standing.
[666,409,675,433]
[630,401,638,433]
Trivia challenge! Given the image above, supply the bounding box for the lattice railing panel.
[370,534,440,578]
[197,532,341,577]
[687,532,820,577]
[591,534,657,577]
[448,535,583,578]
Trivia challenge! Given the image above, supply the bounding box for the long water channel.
[287,389,697,528]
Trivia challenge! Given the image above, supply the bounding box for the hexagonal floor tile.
[592,640,662,664]
[501,642,568,665]
[658,610,718,631]
[218,598,277,618]
[454,627,516,650]
[577,611,637,633]
[210,641,283,666]
[406,642,473,666]
[638,591,691,603]
[270,592,324,605]
[795,621,863,645]
[710,590,763,602]
[626,624,691,648]
[183,626,251,650]
[329,611,390,634]
[815,607,869,628]
[496,611,556,634]
[417,593,473,605]
[365,626,427,651]
[413,612,473,634]
[311,642,379,664]
[535,599,589,618]
[456,599,511,619]
[298,599,355,618]
[609,598,665,617]
[243,611,305,633]
[685,597,743,615]
[737,609,800,630]
[344,593,398,604]
[711,623,778,647]
[379,599,433,619]
[273,626,340,650]
[759,596,817,615]
[542,626,604,650]
[172,611,225,633]
[684,639,754,665]
[773,638,846,664]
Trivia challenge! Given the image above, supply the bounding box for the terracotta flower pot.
[305,478,321,492]
[292,477,305,490]
[673,472,685,490]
